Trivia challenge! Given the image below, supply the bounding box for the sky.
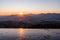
[0,0,60,15]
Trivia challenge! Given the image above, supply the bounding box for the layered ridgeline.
[0,13,60,28]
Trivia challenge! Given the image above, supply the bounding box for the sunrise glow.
[19,12,23,15]
[18,12,24,16]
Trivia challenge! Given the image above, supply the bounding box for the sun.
[19,12,23,15]
[19,12,24,16]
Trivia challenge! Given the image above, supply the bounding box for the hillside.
[0,13,60,28]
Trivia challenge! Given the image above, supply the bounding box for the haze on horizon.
[0,0,60,16]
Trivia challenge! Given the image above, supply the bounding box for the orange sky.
[0,0,60,16]
[0,9,60,16]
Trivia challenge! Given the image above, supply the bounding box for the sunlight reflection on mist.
[18,28,25,40]
[0,29,60,40]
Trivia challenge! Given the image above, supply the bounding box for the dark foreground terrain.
[0,21,60,28]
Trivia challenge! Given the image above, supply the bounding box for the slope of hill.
[0,13,60,28]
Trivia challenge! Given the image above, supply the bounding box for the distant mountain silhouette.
[25,13,60,24]
[0,13,60,28]
[0,13,60,24]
